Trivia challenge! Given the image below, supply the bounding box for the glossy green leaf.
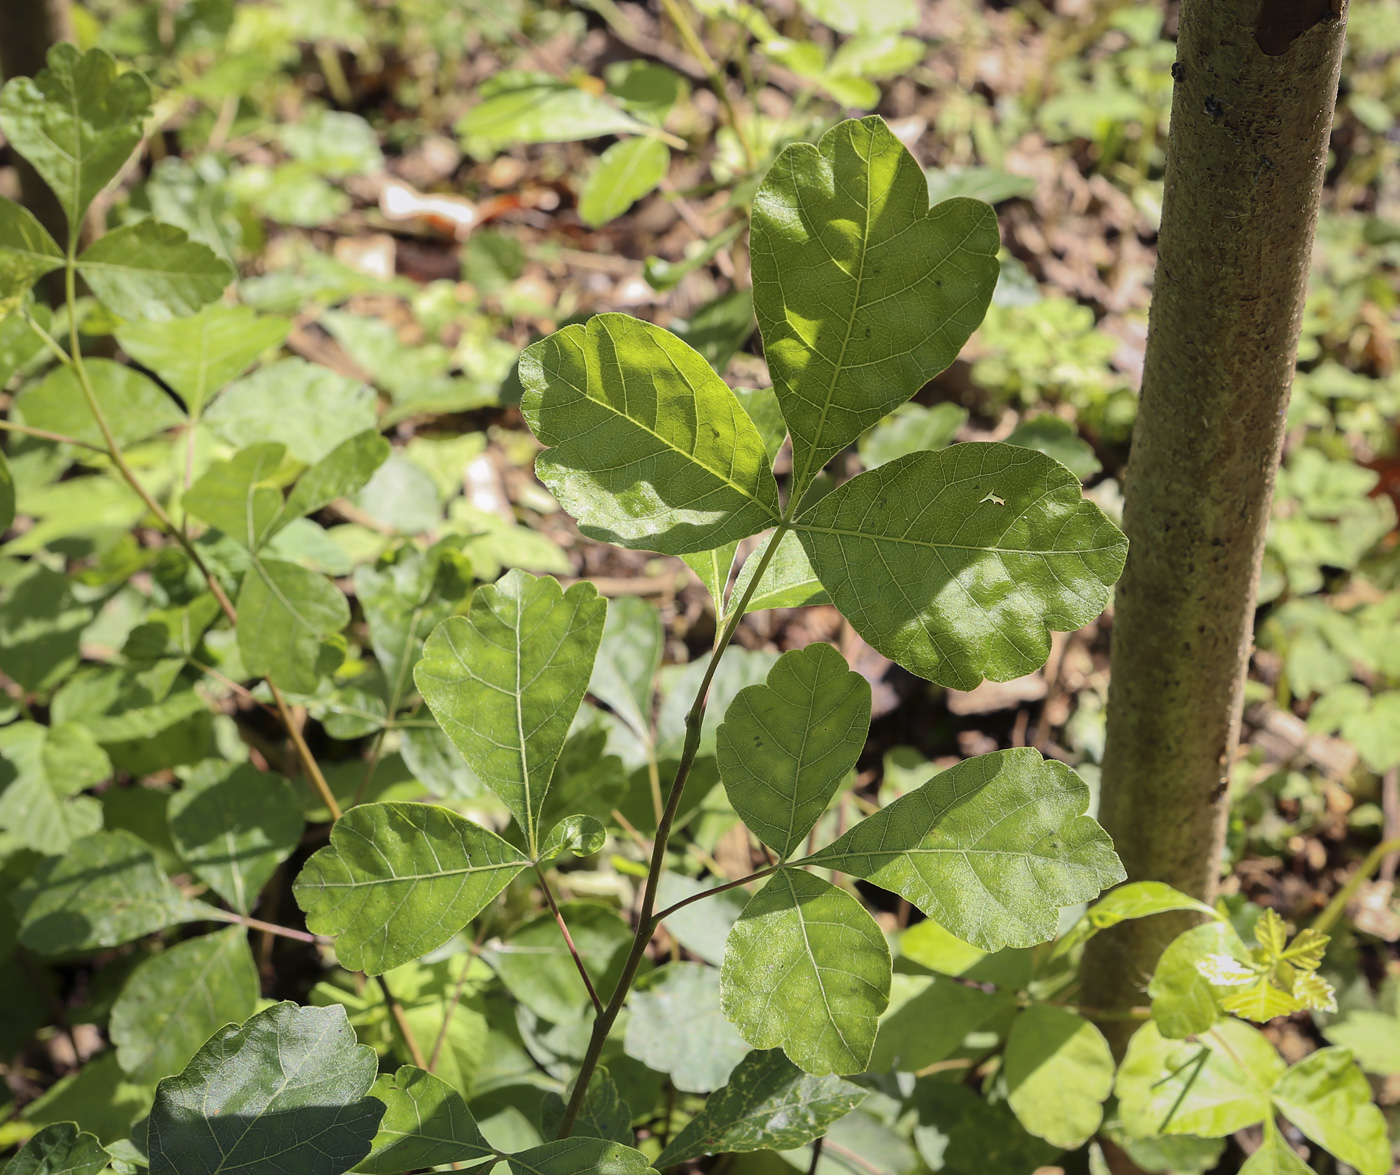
[0,45,151,232]
[356,1064,495,1174]
[78,221,233,321]
[493,902,636,1024]
[751,116,999,497]
[109,926,259,1084]
[588,595,662,742]
[720,867,890,1075]
[1271,1047,1391,1175]
[0,196,63,308]
[4,1122,111,1175]
[236,558,350,693]
[795,444,1128,687]
[458,76,648,159]
[1115,1020,1282,1138]
[147,1002,385,1175]
[283,430,390,522]
[624,963,751,1093]
[728,529,831,614]
[717,644,869,858]
[656,1048,866,1167]
[15,830,203,954]
[168,760,304,913]
[294,801,528,974]
[804,749,1123,950]
[537,814,608,863]
[579,137,669,227]
[184,443,293,551]
[415,570,606,855]
[520,313,780,555]
[18,359,184,449]
[1004,1005,1115,1148]
[858,402,967,470]
[0,721,107,855]
[116,304,290,418]
[1148,920,1253,1039]
[1239,1127,1315,1175]
[504,1138,652,1175]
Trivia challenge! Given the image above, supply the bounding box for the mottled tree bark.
[1082,0,1349,1049]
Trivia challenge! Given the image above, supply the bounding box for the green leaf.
[579,137,670,227]
[18,359,184,448]
[794,444,1128,687]
[656,1048,867,1167]
[1004,1005,1115,1149]
[797,0,918,34]
[731,386,785,458]
[458,75,649,159]
[0,448,13,534]
[205,358,378,464]
[803,749,1123,951]
[623,963,751,1093]
[1323,1010,1400,1075]
[109,926,259,1084]
[720,867,890,1075]
[1005,415,1101,480]
[283,430,390,522]
[870,973,1010,1072]
[588,595,662,742]
[1239,1127,1315,1175]
[751,116,1000,497]
[415,570,607,855]
[167,760,304,914]
[78,221,233,321]
[519,313,780,555]
[3,1122,111,1175]
[1115,1020,1283,1138]
[14,830,202,954]
[0,196,63,308]
[1271,1047,1391,1175]
[504,1138,652,1175]
[0,45,152,232]
[1057,881,1219,958]
[911,1082,1060,1175]
[184,443,294,551]
[682,542,739,615]
[727,529,830,613]
[0,721,107,855]
[116,303,290,418]
[540,1068,634,1144]
[356,1064,495,1174]
[294,801,528,974]
[492,902,637,1024]
[147,1002,385,1175]
[1148,920,1253,1039]
[716,644,870,858]
[858,402,967,470]
[537,813,608,863]
[236,558,350,693]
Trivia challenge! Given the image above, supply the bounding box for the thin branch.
[429,922,492,1074]
[806,1135,825,1175]
[377,974,429,1069]
[652,865,779,924]
[657,0,757,171]
[0,417,105,452]
[1312,834,1400,935]
[536,865,605,1016]
[208,910,332,945]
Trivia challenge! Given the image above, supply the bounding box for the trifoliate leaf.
[720,867,890,1075]
[803,748,1123,951]
[751,115,999,498]
[716,643,870,859]
[356,1064,495,1174]
[623,963,751,1093]
[520,313,781,555]
[294,801,528,974]
[115,303,290,418]
[4,1122,111,1175]
[167,760,304,913]
[147,1002,385,1175]
[0,45,151,232]
[794,444,1127,687]
[1004,1005,1115,1148]
[656,1048,866,1167]
[0,196,63,308]
[578,136,669,228]
[1271,1047,1391,1175]
[1254,908,1288,958]
[78,221,233,321]
[236,558,349,693]
[18,359,184,449]
[415,570,606,855]
[109,927,259,1084]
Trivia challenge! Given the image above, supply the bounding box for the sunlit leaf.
[503,1138,652,1175]
[0,196,63,309]
[283,430,390,522]
[1271,1047,1391,1175]
[184,443,294,551]
[357,1064,495,1174]
[579,137,669,228]
[18,359,184,449]
[78,221,233,321]
[4,1122,111,1175]
[1004,1005,1114,1148]
[623,963,750,1093]
[727,529,830,614]
[588,595,663,742]
[0,720,107,855]
[236,558,349,693]
[458,75,648,159]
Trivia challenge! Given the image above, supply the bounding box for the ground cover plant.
[1,2,1400,1174]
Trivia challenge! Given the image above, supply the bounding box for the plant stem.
[652,865,779,923]
[806,1135,824,1175]
[376,974,429,1070]
[1312,835,1400,936]
[657,0,757,172]
[0,417,104,452]
[428,923,491,1073]
[210,910,332,945]
[555,524,789,1138]
[536,865,605,1016]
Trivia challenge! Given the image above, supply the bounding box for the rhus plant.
[5,43,1388,1175]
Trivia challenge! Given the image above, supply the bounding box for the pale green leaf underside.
[717,643,870,859]
[294,801,529,974]
[795,443,1127,688]
[721,867,890,1075]
[520,313,780,555]
[1004,1004,1115,1149]
[415,570,606,855]
[356,1064,494,1174]
[803,748,1124,951]
[0,196,63,306]
[588,594,663,742]
[623,963,751,1093]
[751,115,1000,495]
[147,1002,384,1175]
[236,557,350,694]
[656,1048,866,1167]
[727,529,830,614]
[682,542,740,616]
[77,220,233,322]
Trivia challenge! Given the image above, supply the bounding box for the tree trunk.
[1,0,74,296]
[1081,0,1349,1047]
